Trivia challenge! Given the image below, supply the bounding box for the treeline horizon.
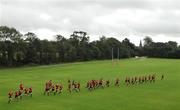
[0,26,180,66]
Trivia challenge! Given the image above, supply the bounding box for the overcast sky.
[0,0,180,45]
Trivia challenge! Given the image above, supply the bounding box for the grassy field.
[0,58,180,110]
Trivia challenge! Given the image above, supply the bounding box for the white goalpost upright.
[112,47,119,66]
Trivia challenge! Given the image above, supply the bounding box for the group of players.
[67,80,81,93]
[86,78,116,91]
[124,74,159,85]
[8,83,33,103]
[44,80,63,95]
[44,74,164,94]
[44,80,81,95]
[8,74,164,103]
[85,74,165,91]
[86,78,122,91]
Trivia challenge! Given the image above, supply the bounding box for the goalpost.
[112,47,119,65]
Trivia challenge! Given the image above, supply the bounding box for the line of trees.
[0,26,180,66]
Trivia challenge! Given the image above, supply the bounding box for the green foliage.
[0,26,179,66]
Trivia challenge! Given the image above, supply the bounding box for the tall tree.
[0,26,23,66]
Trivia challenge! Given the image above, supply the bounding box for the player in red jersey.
[99,79,103,88]
[73,83,79,92]
[15,91,19,101]
[19,83,24,92]
[44,82,50,95]
[89,81,93,91]
[29,87,32,97]
[55,84,59,95]
[51,84,55,94]
[24,88,29,96]
[48,80,52,89]
[8,90,13,103]
[18,90,22,99]
[59,84,63,94]
[77,82,80,91]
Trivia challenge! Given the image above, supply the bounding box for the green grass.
[0,58,180,110]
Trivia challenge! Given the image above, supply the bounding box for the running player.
[106,80,110,87]
[59,84,63,94]
[77,82,80,91]
[15,91,19,101]
[29,87,32,97]
[99,79,103,88]
[24,88,29,96]
[44,81,51,95]
[18,90,22,99]
[8,90,13,103]
[19,83,24,92]
[48,80,52,89]
[51,84,55,95]
[55,84,59,95]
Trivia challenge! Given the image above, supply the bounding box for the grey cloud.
[0,0,180,42]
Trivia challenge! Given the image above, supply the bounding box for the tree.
[24,32,41,64]
[0,26,23,66]
[1,26,180,66]
[55,34,66,62]
[122,38,136,57]
[143,36,153,47]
